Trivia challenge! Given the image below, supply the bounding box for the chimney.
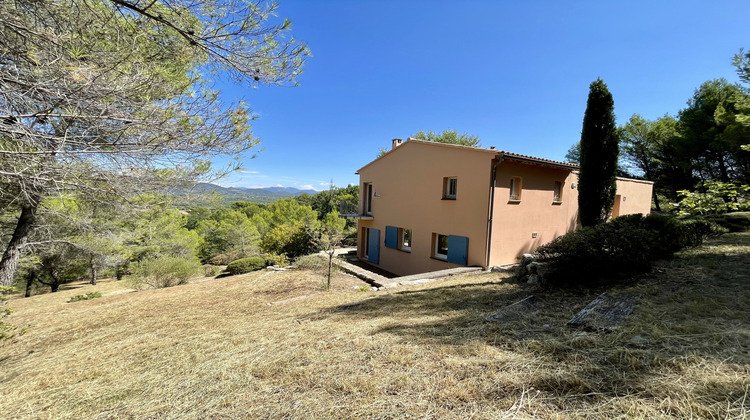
[392,138,403,150]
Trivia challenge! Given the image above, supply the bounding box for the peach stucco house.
[345,138,654,276]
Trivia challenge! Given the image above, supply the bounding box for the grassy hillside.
[1,233,749,419]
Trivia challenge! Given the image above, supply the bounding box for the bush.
[209,249,246,266]
[679,219,727,247]
[226,257,267,275]
[133,257,201,289]
[68,292,102,303]
[263,253,289,267]
[294,254,327,271]
[536,214,725,287]
[703,212,750,232]
[202,264,221,277]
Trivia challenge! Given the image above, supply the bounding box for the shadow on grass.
[306,232,750,414]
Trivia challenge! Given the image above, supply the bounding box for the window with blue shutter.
[385,226,398,249]
[368,228,380,264]
[446,235,468,265]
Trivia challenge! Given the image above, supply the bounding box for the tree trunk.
[652,190,661,212]
[89,254,97,286]
[25,271,35,298]
[50,283,59,293]
[327,251,333,291]
[0,196,40,286]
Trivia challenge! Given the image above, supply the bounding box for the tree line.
[570,50,750,213]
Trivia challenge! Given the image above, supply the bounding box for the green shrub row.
[535,214,725,287]
[225,257,267,275]
[224,253,290,276]
[701,211,750,232]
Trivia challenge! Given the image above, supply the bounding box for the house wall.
[613,177,654,217]
[489,167,655,266]
[489,162,579,266]
[357,142,495,276]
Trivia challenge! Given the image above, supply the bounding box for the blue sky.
[215,0,750,191]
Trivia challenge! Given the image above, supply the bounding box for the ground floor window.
[432,233,469,265]
[386,226,412,252]
[434,233,449,260]
[401,228,412,251]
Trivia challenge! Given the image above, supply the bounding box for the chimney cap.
[392,138,403,150]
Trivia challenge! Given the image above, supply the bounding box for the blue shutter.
[447,235,468,265]
[368,228,380,264]
[385,226,398,249]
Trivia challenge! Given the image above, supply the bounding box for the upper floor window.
[509,177,523,201]
[553,181,563,202]
[443,177,457,200]
[364,182,373,215]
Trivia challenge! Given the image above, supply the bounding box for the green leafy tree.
[196,209,259,262]
[251,198,318,236]
[678,79,750,183]
[620,114,690,210]
[578,79,619,227]
[377,129,481,157]
[0,0,309,286]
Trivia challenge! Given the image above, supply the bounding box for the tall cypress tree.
[578,79,619,227]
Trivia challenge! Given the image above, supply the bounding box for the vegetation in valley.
[0,232,748,418]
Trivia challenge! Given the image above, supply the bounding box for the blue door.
[368,228,380,264]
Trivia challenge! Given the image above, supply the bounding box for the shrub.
[670,181,750,216]
[703,212,750,232]
[536,221,657,286]
[679,219,727,247]
[133,257,201,289]
[209,249,246,266]
[294,254,327,271]
[202,264,221,277]
[536,214,725,287]
[68,292,102,303]
[263,253,289,267]
[226,257,267,275]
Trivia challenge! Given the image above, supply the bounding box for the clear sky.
[214,0,750,191]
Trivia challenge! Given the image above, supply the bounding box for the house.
[343,138,654,276]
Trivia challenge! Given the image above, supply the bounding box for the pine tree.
[578,79,619,227]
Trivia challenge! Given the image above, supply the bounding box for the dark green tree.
[578,79,619,227]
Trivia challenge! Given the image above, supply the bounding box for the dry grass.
[1,233,749,419]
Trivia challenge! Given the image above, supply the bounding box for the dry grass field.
[1,232,749,419]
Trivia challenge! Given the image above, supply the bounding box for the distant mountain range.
[171,183,319,206]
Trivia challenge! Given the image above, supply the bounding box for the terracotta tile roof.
[498,151,578,169]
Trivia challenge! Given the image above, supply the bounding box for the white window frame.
[400,228,412,252]
[362,227,370,259]
[443,177,457,200]
[433,233,449,260]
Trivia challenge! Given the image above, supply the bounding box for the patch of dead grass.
[1,232,749,418]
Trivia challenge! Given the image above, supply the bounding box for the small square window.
[401,228,412,251]
[553,181,563,202]
[443,177,457,199]
[434,233,449,260]
[509,177,523,201]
